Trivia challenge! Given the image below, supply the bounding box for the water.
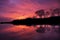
[0,24,60,40]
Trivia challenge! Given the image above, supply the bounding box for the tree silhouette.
[35,10,46,31]
[45,11,50,18]
[35,9,45,18]
[49,9,54,17]
[54,8,60,16]
[52,8,60,16]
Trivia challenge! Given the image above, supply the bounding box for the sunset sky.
[0,0,59,19]
[0,0,60,40]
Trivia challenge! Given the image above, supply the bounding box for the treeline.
[35,8,60,18]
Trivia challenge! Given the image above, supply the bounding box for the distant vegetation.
[35,8,60,18]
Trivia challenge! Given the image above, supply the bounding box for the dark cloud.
[30,0,57,4]
[0,0,9,5]
[0,0,9,13]
[30,0,59,8]
[0,16,12,22]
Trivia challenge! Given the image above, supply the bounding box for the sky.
[0,0,59,19]
[0,0,60,40]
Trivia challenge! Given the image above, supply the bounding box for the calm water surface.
[0,24,60,40]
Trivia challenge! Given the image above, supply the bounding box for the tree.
[52,8,60,16]
[35,9,45,18]
[35,10,47,30]
[50,8,60,16]
[45,11,50,18]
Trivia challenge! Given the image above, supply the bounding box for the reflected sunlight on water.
[0,24,60,40]
[0,25,35,33]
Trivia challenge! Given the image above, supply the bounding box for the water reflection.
[53,25,60,33]
[36,25,46,33]
[0,25,60,40]
[35,25,60,33]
